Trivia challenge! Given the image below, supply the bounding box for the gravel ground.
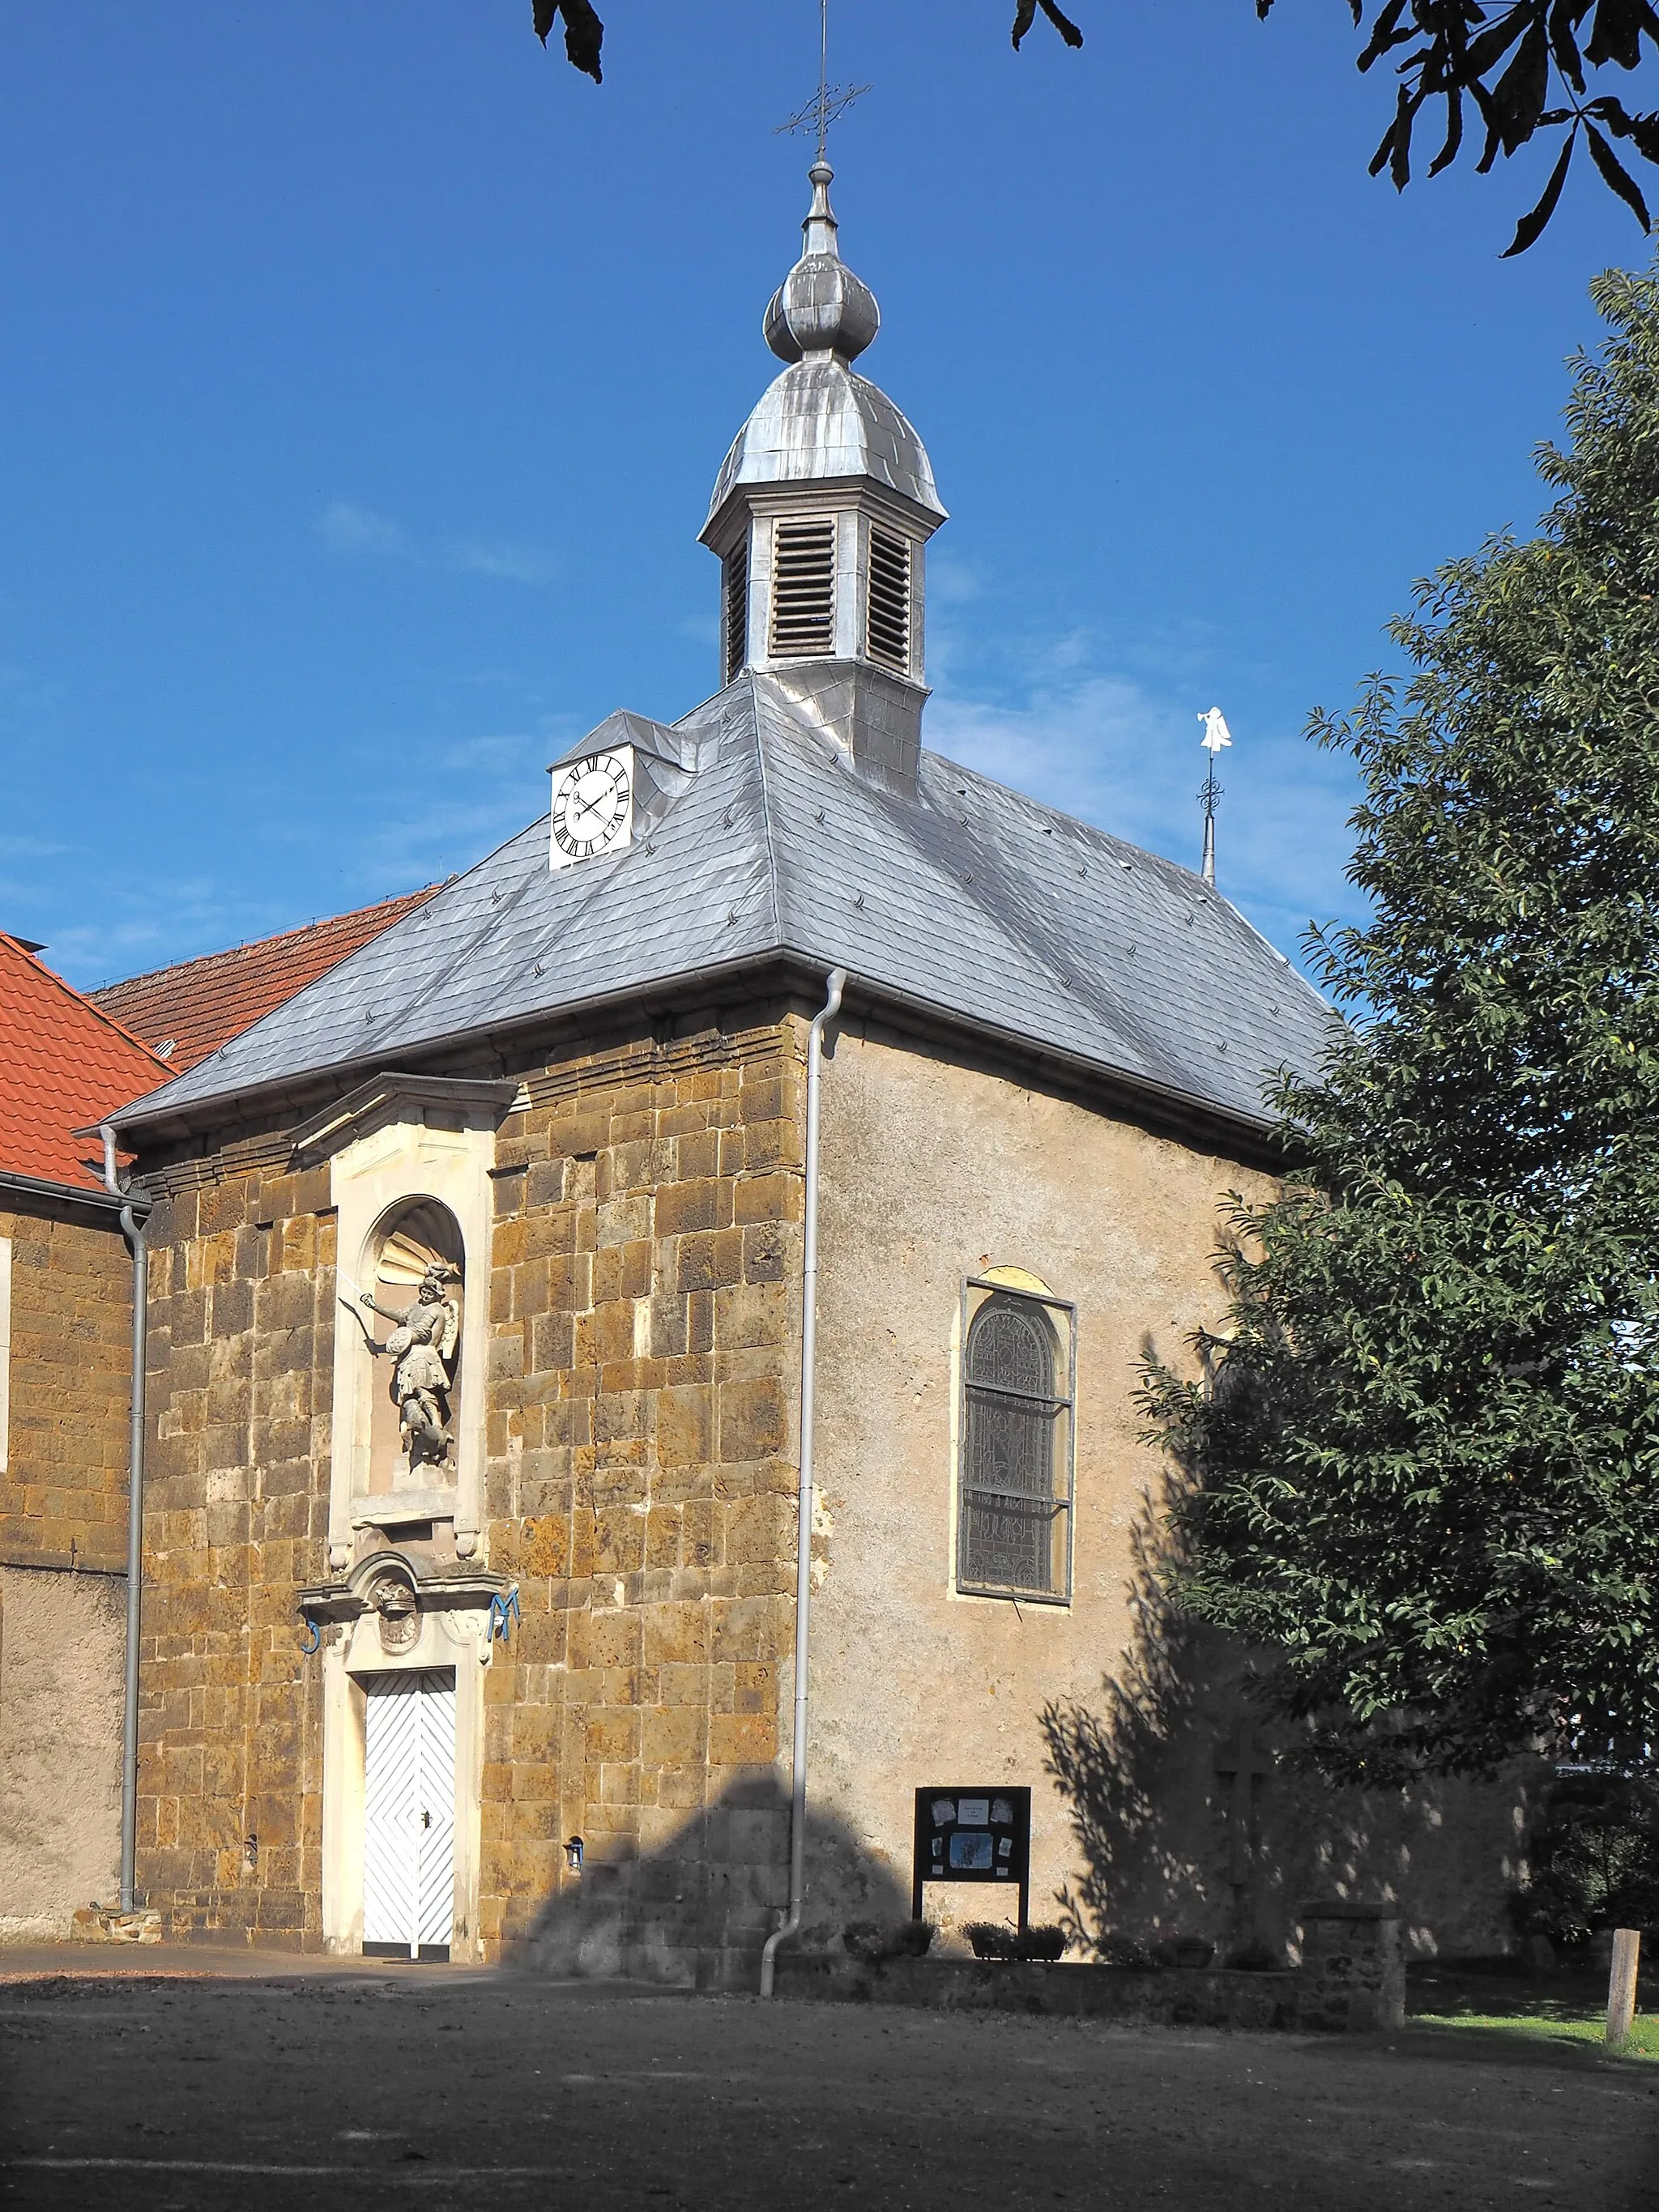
[0,1953,1655,2210]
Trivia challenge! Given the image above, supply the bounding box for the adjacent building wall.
[0,1565,125,1937]
[0,1202,133,1571]
[807,1027,1528,1961]
[0,1198,132,1938]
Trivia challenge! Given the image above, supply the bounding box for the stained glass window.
[957,1286,1074,1600]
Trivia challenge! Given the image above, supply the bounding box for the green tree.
[1140,263,1659,1782]
[531,3,1659,255]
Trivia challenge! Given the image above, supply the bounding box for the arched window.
[957,1286,1074,1600]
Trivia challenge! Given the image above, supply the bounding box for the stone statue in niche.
[360,1262,460,1471]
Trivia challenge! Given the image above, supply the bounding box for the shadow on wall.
[1040,1471,1542,1963]
[520,1772,910,1993]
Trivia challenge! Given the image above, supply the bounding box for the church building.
[104,164,1525,1982]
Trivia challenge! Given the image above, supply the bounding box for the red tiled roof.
[88,886,441,1078]
[0,936,172,1191]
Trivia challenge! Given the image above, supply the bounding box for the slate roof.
[0,935,170,1190]
[108,678,1335,1140]
[90,884,441,1076]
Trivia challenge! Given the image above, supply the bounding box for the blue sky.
[0,2,1641,988]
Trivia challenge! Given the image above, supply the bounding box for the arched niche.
[356,1196,466,1502]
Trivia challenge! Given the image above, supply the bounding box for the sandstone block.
[654,1178,733,1239]
[643,1602,710,1667]
[655,1383,713,1468]
[719,1378,790,1466]
[642,1706,708,1767]
[743,1224,795,1285]
[710,1713,777,1766]
[678,1231,743,1295]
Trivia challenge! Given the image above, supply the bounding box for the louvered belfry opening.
[769,517,837,658]
[722,548,748,683]
[865,526,913,676]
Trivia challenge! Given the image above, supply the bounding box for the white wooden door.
[362,1669,455,1959]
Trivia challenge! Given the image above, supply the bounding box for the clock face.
[549,747,633,870]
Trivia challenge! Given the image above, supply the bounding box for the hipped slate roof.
[0,935,170,1190]
[91,884,441,1076]
[109,677,1335,1139]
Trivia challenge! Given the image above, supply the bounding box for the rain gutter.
[99,1123,150,1915]
[759,965,847,1997]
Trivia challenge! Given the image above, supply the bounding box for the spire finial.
[803,156,838,260]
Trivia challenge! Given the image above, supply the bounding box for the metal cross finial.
[775,0,871,160]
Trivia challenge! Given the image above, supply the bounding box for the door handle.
[421,1809,432,1828]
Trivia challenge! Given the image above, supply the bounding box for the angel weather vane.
[1197,707,1232,889]
[775,0,871,160]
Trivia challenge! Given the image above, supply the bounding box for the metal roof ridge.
[745,672,787,953]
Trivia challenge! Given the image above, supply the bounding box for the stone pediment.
[288,1071,525,1167]
[296,1550,513,1629]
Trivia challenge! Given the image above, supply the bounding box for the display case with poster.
[911,1786,1031,1930]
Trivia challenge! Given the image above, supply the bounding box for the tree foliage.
[531,2,1659,254]
[1140,264,1659,1781]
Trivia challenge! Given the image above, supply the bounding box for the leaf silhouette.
[1501,127,1577,254]
[1587,117,1653,221]
[532,0,603,83]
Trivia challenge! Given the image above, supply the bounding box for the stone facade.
[803,1027,1533,1963]
[130,1002,806,1976]
[481,1013,805,1978]
[119,990,1532,1978]
[1,1200,134,1573]
[0,1193,135,1938]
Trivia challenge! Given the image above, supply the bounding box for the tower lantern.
[699,160,947,793]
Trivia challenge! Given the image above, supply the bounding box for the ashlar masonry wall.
[0,1200,134,1572]
[480,1016,806,1982]
[130,1003,808,1975]
[134,1166,339,1943]
[0,1197,134,1936]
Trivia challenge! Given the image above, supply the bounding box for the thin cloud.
[454,539,558,586]
[0,833,73,859]
[317,502,557,586]
[318,501,412,560]
[928,555,985,607]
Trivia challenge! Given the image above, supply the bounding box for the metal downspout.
[100,1124,148,1914]
[759,967,846,1997]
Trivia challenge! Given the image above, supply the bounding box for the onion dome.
[762,160,881,365]
[705,161,945,531]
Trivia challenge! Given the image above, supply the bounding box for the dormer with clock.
[549,744,634,870]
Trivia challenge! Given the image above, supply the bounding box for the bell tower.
[700,160,947,793]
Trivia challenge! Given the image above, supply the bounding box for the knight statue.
[360,1262,461,1468]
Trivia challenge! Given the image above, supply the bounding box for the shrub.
[963,1921,1016,1960]
[842,1918,935,1963]
[1095,1933,1158,1969]
[964,1921,1068,1961]
[1513,1774,1659,1945]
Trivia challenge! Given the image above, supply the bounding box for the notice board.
[911,1786,1031,1930]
